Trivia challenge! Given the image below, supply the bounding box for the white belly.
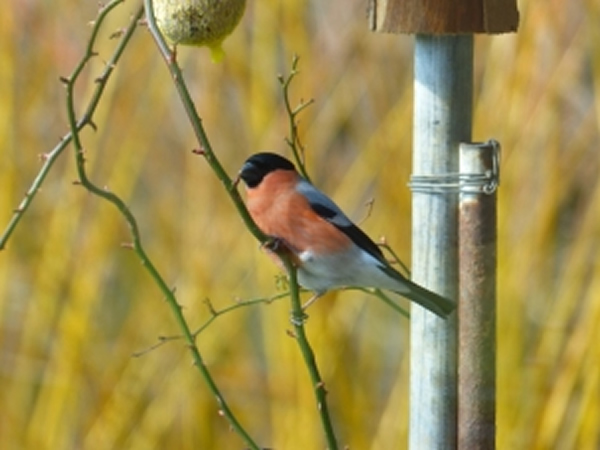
[296,246,405,295]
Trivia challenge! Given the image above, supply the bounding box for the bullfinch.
[238,152,454,318]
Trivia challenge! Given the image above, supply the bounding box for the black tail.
[399,279,455,318]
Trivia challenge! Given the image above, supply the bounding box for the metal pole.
[458,141,499,449]
[410,35,473,449]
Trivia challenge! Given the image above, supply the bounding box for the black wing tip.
[338,223,385,260]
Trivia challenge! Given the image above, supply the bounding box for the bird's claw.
[289,310,308,326]
[263,237,285,252]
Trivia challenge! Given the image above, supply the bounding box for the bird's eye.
[240,163,265,188]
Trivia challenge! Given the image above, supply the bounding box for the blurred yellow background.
[1,0,598,449]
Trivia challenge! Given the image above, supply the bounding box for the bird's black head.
[239,153,296,188]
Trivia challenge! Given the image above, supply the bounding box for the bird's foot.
[263,236,285,252]
[289,310,308,326]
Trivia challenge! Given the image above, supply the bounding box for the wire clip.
[408,140,500,195]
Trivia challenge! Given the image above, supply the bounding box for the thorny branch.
[0,0,140,250]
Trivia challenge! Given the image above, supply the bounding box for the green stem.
[280,256,339,450]
[143,0,265,243]
[142,1,262,448]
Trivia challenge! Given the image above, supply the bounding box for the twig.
[0,1,140,250]
[378,238,411,277]
[131,335,182,358]
[133,291,292,357]
[349,287,410,319]
[356,198,375,226]
[277,54,314,181]
[193,292,290,337]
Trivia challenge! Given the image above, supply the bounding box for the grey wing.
[296,179,385,261]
